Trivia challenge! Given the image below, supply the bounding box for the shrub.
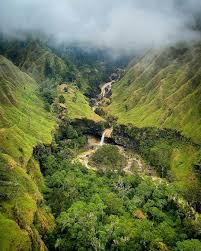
[58,95,65,104]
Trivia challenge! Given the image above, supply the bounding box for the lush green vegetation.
[0,39,78,84]
[50,44,130,97]
[57,84,103,122]
[107,44,201,144]
[1,37,201,251]
[0,38,128,99]
[34,127,201,251]
[0,55,55,250]
[112,124,201,211]
[0,39,105,123]
[90,145,126,172]
[0,55,55,165]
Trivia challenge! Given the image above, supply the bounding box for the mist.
[0,0,201,51]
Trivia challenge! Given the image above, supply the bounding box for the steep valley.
[0,39,201,251]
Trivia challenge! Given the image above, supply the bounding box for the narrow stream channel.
[74,76,149,175]
[92,80,115,111]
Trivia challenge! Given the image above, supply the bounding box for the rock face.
[112,124,190,148]
[104,128,113,138]
[70,118,106,137]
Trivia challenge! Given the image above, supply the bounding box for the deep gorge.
[0,36,201,250]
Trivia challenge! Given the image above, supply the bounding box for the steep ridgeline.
[108,43,201,144]
[0,56,55,250]
[20,42,77,84]
[0,39,103,121]
[0,39,78,86]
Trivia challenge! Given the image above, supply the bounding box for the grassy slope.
[20,41,77,83]
[0,55,55,164]
[0,40,102,123]
[0,55,55,250]
[148,135,201,193]
[2,40,104,122]
[107,44,201,194]
[112,124,201,195]
[57,84,103,122]
[0,40,77,84]
[108,44,201,144]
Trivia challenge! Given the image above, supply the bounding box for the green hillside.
[20,42,77,83]
[0,40,77,84]
[0,55,55,250]
[107,44,201,144]
[57,84,103,122]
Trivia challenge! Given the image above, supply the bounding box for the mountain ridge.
[107,43,201,144]
[0,55,55,250]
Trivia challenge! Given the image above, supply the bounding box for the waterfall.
[100,131,105,146]
[99,128,113,146]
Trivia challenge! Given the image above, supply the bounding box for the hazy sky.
[0,0,201,50]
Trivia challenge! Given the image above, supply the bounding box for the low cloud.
[0,0,201,51]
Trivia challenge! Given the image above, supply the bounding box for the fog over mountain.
[0,0,201,51]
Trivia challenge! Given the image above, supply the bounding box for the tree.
[44,59,53,78]
[175,239,201,251]
[64,87,68,93]
[56,196,107,250]
[58,95,65,104]
[40,88,55,104]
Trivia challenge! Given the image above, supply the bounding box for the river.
[92,80,115,111]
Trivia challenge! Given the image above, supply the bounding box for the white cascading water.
[100,131,105,146]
